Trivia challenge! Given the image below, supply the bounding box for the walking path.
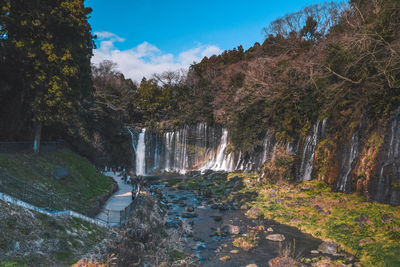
[96,171,133,225]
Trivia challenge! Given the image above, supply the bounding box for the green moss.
[0,261,26,267]
[242,179,400,266]
[168,249,186,261]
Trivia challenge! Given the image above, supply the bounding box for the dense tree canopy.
[0,0,94,147]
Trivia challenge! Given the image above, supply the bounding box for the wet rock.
[165,219,182,229]
[269,257,299,267]
[219,203,229,211]
[187,171,201,177]
[202,169,214,176]
[219,256,231,262]
[177,184,186,190]
[222,224,240,235]
[311,258,339,267]
[186,206,195,212]
[182,212,198,218]
[318,241,338,255]
[246,207,261,218]
[213,216,222,222]
[266,234,285,242]
[230,249,240,254]
[211,172,228,179]
[203,189,213,198]
[210,203,219,209]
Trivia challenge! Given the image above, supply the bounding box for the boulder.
[268,257,299,267]
[246,207,261,218]
[53,168,68,180]
[266,234,285,242]
[165,220,182,229]
[213,216,222,222]
[182,212,198,218]
[219,256,231,262]
[222,224,240,235]
[186,206,195,212]
[318,241,338,255]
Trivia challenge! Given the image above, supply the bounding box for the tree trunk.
[33,122,42,153]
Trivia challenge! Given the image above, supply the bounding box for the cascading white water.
[337,132,359,192]
[136,128,146,176]
[131,123,279,175]
[127,128,137,153]
[200,129,235,171]
[298,120,321,181]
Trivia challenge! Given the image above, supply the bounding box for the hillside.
[0,199,113,266]
[0,149,116,216]
[125,0,400,205]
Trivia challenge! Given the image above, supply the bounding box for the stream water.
[148,177,323,267]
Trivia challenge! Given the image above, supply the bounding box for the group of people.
[102,165,143,201]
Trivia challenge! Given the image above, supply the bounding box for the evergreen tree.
[0,0,95,151]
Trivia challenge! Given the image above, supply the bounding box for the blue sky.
[87,0,345,81]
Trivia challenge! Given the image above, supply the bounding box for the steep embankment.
[0,200,113,266]
[0,149,116,216]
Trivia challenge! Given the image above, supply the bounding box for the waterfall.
[130,123,279,175]
[321,118,328,138]
[200,129,235,172]
[298,120,321,181]
[136,129,146,176]
[127,128,137,154]
[164,132,174,171]
[336,131,360,193]
[373,107,400,204]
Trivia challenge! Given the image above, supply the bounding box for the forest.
[0,0,399,165]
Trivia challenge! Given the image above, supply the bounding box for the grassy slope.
[239,177,400,267]
[0,200,110,266]
[0,149,115,215]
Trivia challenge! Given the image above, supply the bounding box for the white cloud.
[92,31,222,82]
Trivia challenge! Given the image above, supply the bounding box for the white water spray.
[136,128,146,176]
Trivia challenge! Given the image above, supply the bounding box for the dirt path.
[96,172,133,225]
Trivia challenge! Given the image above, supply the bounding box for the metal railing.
[0,171,137,227]
[0,172,81,212]
[96,200,136,226]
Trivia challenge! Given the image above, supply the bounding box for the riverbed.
[148,177,323,267]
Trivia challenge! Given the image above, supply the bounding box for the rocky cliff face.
[128,106,400,205]
[371,107,400,205]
